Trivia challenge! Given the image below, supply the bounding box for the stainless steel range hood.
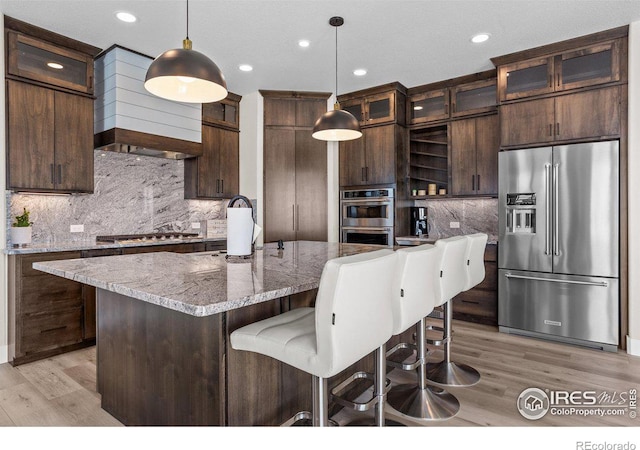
[94,45,203,160]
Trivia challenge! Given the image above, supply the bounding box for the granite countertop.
[32,241,385,317]
[4,236,227,255]
[395,235,498,246]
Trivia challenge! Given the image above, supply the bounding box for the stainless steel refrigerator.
[498,140,619,352]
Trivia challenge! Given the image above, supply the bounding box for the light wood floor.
[1,320,639,427]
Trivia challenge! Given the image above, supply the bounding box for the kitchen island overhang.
[33,241,388,425]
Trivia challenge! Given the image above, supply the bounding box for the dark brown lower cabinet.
[9,241,226,366]
[452,243,498,326]
[97,288,413,426]
[8,251,89,366]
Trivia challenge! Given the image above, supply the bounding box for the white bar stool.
[426,234,487,387]
[230,249,397,426]
[385,244,460,421]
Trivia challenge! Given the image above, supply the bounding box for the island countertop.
[32,241,383,317]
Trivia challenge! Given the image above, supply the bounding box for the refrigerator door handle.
[504,273,608,287]
[545,163,551,255]
[553,163,560,256]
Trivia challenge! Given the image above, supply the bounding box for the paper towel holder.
[226,195,255,259]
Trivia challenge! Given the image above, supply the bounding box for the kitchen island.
[33,241,388,426]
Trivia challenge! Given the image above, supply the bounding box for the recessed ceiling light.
[298,40,310,48]
[239,64,253,72]
[353,69,367,76]
[471,33,490,44]
[116,11,137,23]
[47,62,63,70]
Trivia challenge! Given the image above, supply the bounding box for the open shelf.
[409,125,449,195]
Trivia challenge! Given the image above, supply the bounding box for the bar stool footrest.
[330,371,390,412]
[280,410,339,427]
[386,342,422,371]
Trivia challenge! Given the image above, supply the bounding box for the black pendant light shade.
[144,1,227,103]
[312,105,362,141]
[312,17,362,142]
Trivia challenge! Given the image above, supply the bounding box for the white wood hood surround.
[94,45,202,158]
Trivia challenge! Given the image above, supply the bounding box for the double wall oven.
[340,188,394,246]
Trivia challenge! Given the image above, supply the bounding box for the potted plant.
[11,207,33,247]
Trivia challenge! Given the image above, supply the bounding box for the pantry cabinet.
[262,92,330,243]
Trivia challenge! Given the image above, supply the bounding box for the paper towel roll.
[227,208,254,256]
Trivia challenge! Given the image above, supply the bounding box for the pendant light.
[144,0,227,103]
[312,17,362,141]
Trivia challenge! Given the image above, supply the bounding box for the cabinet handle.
[221,179,224,193]
[293,204,296,231]
[445,103,449,115]
[89,75,93,89]
[366,167,369,181]
[477,174,480,191]
[556,73,560,87]
[556,122,560,136]
[57,164,62,184]
[50,164,55,185]
[361,167,365,182]
[472,174,475,191]
[41,325,67,334]
[549,124,553,136]
[296,205,300,232]
[549,74,552,88]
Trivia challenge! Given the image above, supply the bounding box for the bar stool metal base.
[425,360,481,387]
[386,384,460,421]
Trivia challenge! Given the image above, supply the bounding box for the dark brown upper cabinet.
[7,80,94,193]
[407,73,497,126]
[450,115,499,196]
[184,124,239,199]
[337,83,407,128]
[5,19,99,95]
[494,29,626,103]
[500,85,621,148]
[202,93,241,130]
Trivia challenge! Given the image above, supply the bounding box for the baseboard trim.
[0,344,8,364]
[627,336,640,356]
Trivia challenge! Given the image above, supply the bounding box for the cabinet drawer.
[21,276,82,314]
[20,252,81,277]
[452,289,498,324]
[21,308,83,354]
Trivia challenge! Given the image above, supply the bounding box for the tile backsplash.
[7,151,230,246]
[414,197,498,243]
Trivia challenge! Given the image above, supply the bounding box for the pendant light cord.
[335,23,338,98]
[186,0,189,39]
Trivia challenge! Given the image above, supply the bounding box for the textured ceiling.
[2,0,640,96]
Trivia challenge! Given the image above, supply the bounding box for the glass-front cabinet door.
[451,79,497,118]
[7,31,94,94]
[409,89,449,125]
[557,42,620,91]
[364,91,395,126]
[341,98,364,124]
[499,57,554,101]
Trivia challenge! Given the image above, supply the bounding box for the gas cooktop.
[96,233,201,244]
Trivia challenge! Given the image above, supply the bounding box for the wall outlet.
[70,224,84,233]
[191,222,201,229]
[449,221,460,229]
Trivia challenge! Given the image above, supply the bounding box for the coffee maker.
[410,207,428,236]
